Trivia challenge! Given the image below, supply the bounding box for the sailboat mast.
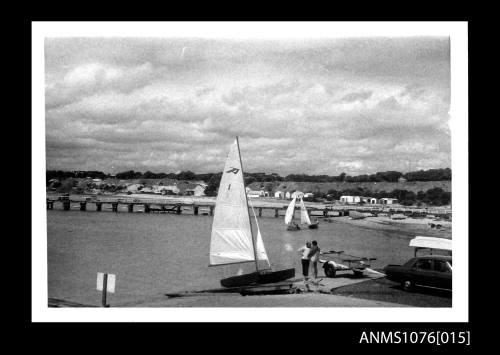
[236,136,260,273]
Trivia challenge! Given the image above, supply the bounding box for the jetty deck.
[46,194,452,219]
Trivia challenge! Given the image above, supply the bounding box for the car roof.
[414,255,452,261]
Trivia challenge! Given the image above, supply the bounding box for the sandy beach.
[331,216,452,239]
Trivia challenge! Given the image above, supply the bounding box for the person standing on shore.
[308,240,321,280]
[297,242,312,281]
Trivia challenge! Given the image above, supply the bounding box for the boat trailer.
[319,250,377,278]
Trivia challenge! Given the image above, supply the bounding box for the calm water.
[47,207,420,306]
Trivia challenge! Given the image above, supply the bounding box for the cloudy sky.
[45,36,450,176]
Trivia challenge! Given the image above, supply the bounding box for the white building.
[246,188,266,198]
[274,190,284,199]
[126,183,144,192]
[304,192,314,198]
[340,195,361,204]
[361,196,372,204]
[369,198,378,204]
[153,185,180,195]
[380,198,398,205]
[185,185,205,197]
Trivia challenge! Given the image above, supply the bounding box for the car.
[383,255,452,292]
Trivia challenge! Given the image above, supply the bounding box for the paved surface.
[331,277,452,307]
[135,292,407,307]
[292,268,386,294]
[49,270,396,308]
[48,270,449,308]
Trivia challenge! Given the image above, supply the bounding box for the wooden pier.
[46,195,451,219]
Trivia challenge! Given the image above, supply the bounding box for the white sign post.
[97,272,116,307]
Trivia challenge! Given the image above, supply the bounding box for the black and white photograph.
[32,22,468,322]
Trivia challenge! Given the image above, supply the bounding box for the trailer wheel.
[402,280,413,292]
[324,264,336,278]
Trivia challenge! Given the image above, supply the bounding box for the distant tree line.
[284,168,451,183]
[46,168,451,187]
[46,169,451,205]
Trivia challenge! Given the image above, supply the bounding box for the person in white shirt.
[297,242,312,280]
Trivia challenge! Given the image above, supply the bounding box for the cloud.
[45,62,156,110]
[341,90,373,103]
[44,37,451,175]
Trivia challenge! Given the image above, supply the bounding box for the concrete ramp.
[293,269,385,294]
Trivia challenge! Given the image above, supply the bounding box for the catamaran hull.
[220,268,296,288]
[308,222,319,229]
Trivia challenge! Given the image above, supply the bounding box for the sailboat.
[209,137,296,288]
[299,197,319,229]
[285,197,300,230]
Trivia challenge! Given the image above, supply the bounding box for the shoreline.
[330,215,451,239]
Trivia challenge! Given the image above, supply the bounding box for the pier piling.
[259,208,262,217]
[63,201,70,211]
[209,206,214,216]
[144,204,150,213]
[47,201,54,210]
[193,205,199,215]
[112,203,118,212]
[80,202,86,211]
[96,202,102,211]
[128,204,134,213]
[275,208,279,218]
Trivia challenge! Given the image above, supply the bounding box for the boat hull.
[220,268,296,288]
[308,222,319,229]
[287,224,300,231]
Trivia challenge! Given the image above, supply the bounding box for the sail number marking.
[226,167,240,174]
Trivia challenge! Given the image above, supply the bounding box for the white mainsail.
[209,138,269,267]
[299,198,312,225]
[284,197,296,225]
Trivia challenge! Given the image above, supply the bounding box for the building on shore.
[360,196,372,204]
[380,197,398,205]
[340,195,361,204]
[246,187,267,198]
[153,184,180,195]
[126,183,144,192]
[274,190,284,199]
[185,184,206,197]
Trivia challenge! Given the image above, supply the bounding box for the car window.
[415,259,432,270]
[434,260,452,273]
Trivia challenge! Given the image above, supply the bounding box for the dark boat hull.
[287,225,300,231]
[308,222,319,229]
[220,268,296,288]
